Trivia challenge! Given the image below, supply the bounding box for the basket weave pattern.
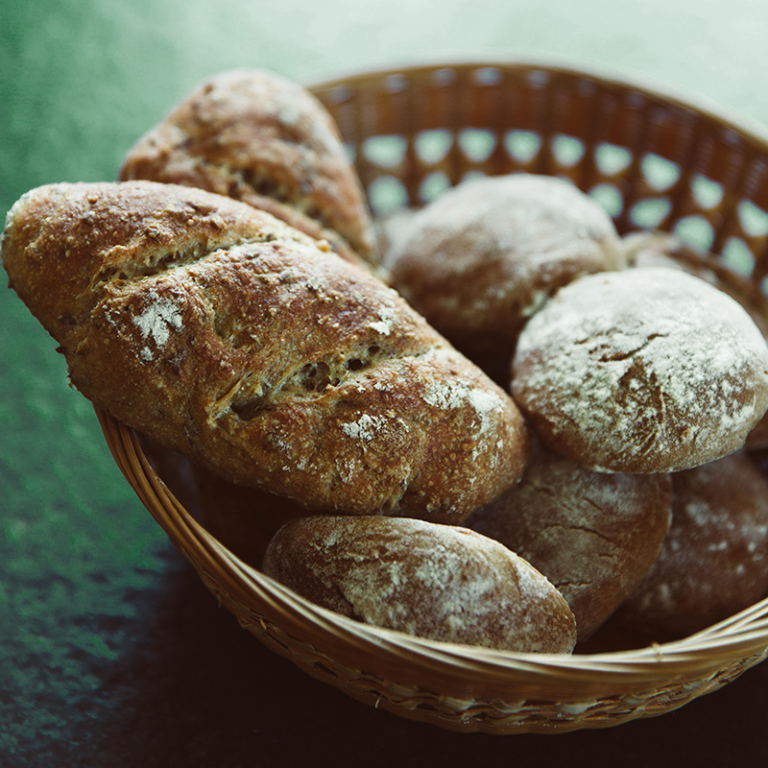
[96,60,768,734]
[313,61,768,282]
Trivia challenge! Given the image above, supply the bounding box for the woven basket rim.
[305,54,768,157]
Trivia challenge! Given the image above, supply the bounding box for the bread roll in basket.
[94,59,768,734]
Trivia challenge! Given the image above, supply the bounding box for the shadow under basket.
[95,59,768,734]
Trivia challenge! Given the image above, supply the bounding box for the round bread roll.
[465,443,672,641]
[611,452,768,637]
[386,174,624,367]
[511,268,768,473]
[262,515,577,653]
[119,68,378,268]
[624,230,768,450]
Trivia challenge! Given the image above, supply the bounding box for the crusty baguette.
[2,180,530,521]
[262,515,577,653]
[118,68,378,268]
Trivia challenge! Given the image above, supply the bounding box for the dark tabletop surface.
[2,1,768,766]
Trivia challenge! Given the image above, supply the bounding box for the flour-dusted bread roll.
[612,452,768,637]
[511,268,768,473]
[2,181,530,522]
[386,174,624,368]
[262,515,577,653]
[625,230,768,449]
[119,68,378,268]
[465,443,672,641]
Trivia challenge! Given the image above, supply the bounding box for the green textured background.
[2,1,768,766]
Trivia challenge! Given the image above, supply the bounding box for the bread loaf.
[262,515,577,653]
[625,230,768,450]
[386,174,624,369]
[465,442,672,640]
[1,180,530,522]
[119,69,378,268]
[511,268,768,473]
[612,452,768,637]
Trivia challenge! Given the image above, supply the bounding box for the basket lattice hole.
[368,176,408,216]
[674,215,715,252]
[595,142,632,177]
[462,170,487,185]
[383,73,409,93]
[343,142,356,164]
[326,84,353,105]
[458,128,497,163]
[472,66,503,86]
[362,135,407,169]
[415,129,453,165]
[641,153,681,191]
[691,175,724,211]
[738,200,768,237]
[552,135,585,168]
[431,67,457,87]
[527,69,550,89]
[721,236,756,276]
[419,171,451,204]
[589,182,624,218]
[629,197,672,229]
[505,130,542,164]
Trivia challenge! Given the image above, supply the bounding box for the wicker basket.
[95,59,768,734]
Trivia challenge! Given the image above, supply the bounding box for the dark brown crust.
[611,452,768,637]
[465,443,672,641]
[262,515,577,653]
[118,68,378,267]
[386,174,624,362]
[2,181,530,522]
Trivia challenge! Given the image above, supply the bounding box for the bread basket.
[94,59,768,734]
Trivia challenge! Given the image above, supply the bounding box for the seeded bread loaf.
[119,68,378,268]
[262,515,577,653]
[2,181,530,521]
